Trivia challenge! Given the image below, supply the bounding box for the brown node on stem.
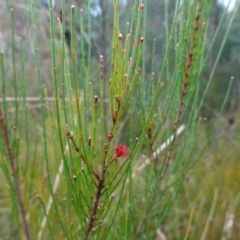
[183,81,189,87]
[104,143,108,153]
[118,33,123,40]
[66,124,73,140]
[114,110,118,118]
[93,171,100,181]
[194,24,199,31]
[188,51,193,58]
[182,89,187,96]
[66,124,80,152]
[108,132,114,142]
[147,127,152,139]
[139,4,144,11]
[94,95,98,104]
[115,95,121,105]
[187,61,192,69]
[195,14,200,21]
[112,115,117,124]
[173,121,178,130]
[124,74,129,82]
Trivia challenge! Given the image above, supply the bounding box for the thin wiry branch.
[0,106,31,240]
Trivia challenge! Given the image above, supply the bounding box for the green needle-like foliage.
[0,0,239,239]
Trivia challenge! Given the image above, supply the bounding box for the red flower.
[115,144,128,158]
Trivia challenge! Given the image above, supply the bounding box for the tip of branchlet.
[94,95,98,104]
[118,33,123,40]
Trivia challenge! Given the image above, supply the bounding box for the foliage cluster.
[0,0,239,239]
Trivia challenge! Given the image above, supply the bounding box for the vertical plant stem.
[29,0,66,237]
[99,55,105,145]
[184,208,194,240]
[49,0,65,154]
[0,107,31,240]
[200,189,218,240]
[84,157,108,240]
[0,54,7,117]
[71,5,86,157]
[19,39,29,176]
[10,8,18,130]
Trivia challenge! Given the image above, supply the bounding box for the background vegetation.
[0,0,240,239]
